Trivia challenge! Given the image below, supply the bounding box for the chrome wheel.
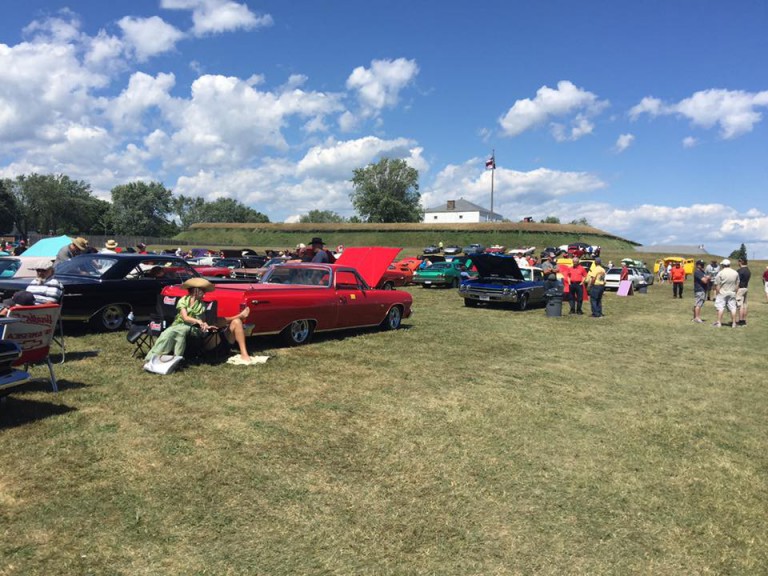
[381,306,402,330]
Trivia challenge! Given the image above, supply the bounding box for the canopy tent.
[23,235,73,257]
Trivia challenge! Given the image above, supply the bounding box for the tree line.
[0,175,268,237]
[0,158,424,237]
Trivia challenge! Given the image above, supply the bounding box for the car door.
[334,269,382,327]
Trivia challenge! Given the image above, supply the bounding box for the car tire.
[93,304,127,332]
[281,319,314,345]
[422,284,430,289]
[381,306,402,330]
[517,293,529,311]
[381,281,394,290]
[464,298,478,307]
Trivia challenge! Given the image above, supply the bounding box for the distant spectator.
[136,242,148,254]
[12,240,26,256]
[567,257,588,315]
[309,237,330,263]
[101,239,119,253]
[55,237,88,265]
[586,258,607,318]
[763,265,768,304]
[712,259,739,328]
[670,262,686,298]
[704,260,719,300]
[26,261,63,304]
[692,260,709,323]
[735,258,751,326]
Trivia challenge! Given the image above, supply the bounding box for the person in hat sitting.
[26,261,63,304]
[145,278,252,365]
[55,237,89,265]
[0,290,36,317]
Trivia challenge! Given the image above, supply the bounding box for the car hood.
[471,254,525,281]
[336,247,401,288]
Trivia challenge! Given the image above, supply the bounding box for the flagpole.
[490,148,495,222]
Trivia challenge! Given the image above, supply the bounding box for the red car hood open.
[336,247,401,288]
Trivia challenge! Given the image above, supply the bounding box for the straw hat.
[181,277,215,292]
[73,237,88,250]
[105,239,118,249]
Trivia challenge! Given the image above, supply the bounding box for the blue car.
[458,254,546,310]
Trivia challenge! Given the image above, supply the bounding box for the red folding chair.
[0,304,61,392]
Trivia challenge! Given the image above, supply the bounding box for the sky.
[0,0,766,256]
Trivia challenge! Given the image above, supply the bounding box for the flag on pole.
[485,154,496,170]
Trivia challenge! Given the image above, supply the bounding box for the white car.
[604,267,647,290]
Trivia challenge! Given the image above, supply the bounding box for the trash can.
[545,288,564,317]
[637,283,648,294]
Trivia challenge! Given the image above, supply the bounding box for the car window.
[429,263,449,270]
[336,270,364,290]
[533,270,543,281]
[57,255,117,277]
[263,266,329,286]
[0,259,20,277]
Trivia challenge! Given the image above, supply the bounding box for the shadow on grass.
[0,395,77,428]
[51,350,100,363]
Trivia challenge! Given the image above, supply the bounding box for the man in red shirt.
[670,262,686,298]
[568,257,588,314]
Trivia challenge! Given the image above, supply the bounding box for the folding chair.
[0,339,30,397]
[0,304,61,392]
[140,295,221,361]
[126,313,163,358]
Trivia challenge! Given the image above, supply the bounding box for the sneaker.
[712,322,721,327]
[693,318,704,323]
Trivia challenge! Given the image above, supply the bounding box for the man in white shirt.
[713,259,739,328]
[26,262,63,304]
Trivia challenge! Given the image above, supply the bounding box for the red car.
[191,265,234,278]
[161,247,413,345]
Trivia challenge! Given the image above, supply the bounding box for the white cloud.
[118,16,184,61]
[105,72,176,131]
[682,136,697,148]
[629,88,768,139]
[499,80,609,139]
[161,0,273,36]
[346,58,419,119]
[614,133,635,153]
[297,136,419,179]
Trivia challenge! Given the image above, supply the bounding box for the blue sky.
[1,0,766,256]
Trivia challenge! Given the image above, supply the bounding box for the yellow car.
[653,257,694,276]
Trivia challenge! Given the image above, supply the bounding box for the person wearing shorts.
[713,259,739,328]
[692,260,709,323]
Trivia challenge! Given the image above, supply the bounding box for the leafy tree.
[111,181,175,236]
[299,210,345,223]
[540,216,561,224]
[0,180,16,233]
[569,217,590,226]
[729,243,748,262]
[350,158,421,223]
[173,195,269,229]
[6,173,103,237]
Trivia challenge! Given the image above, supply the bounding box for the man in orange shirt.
[670,262,686,298]
[568,257,588,315]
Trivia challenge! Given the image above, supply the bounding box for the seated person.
[26,261,63,304]
[0,290,36,316]
[145,278,252,364]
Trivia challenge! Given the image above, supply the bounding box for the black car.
[0,254,212,331]
[458,254,546,310]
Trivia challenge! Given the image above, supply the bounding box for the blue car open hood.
[470,254,525,281]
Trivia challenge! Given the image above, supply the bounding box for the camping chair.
[126,312,164,358]
[0,303,61,392]
[145,295,223,360]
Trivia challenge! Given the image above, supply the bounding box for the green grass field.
[2,266,767,575]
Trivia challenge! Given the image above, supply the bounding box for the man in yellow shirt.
[586,257,607,318]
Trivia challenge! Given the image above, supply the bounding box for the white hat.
[720,258,731,267]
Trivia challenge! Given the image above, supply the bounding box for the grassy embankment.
[2,248,767,574]
[174,222,640,255]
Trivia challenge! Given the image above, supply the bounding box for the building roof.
[634,244,710,255]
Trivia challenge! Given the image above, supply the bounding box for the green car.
[412,260,473,288]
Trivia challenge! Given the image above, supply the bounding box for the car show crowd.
[0,234,762,383]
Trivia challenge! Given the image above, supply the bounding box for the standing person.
[692,260,710,323]
[101,239,119,253]
[309,237,330,263]
[712,259,739,328]
[763,265,768,304]
[586,257,607,318]
[670,262,686,298]
[26,261,63,304]
[620,262,629,282]
[704,260,719,300]
[55,237,88,265]
[735,258,751,326]
[567,257,588,315]
[12,240,26,256]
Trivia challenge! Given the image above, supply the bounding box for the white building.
[423,198,504,223]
